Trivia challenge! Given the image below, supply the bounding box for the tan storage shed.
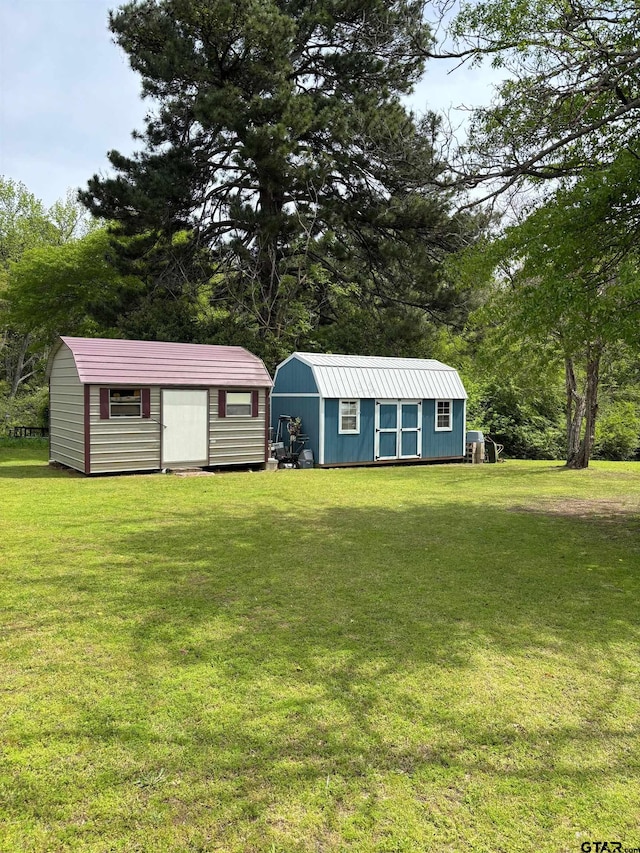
[47,336,272,475]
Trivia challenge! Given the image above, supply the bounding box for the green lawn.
[2,441,640,852]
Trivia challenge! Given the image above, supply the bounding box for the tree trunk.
[566,350,601,469]
[254,177,285,339]
[565,357,585,467]
[9,333,31,398]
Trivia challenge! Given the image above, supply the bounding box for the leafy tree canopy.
[81,0,480,363]
[434,0,640,200]
[6,228,143,345]
[426,0,640,466]
[458,155,640,467]
[0,178,57,269]
[492,156,640,351]
[1,179,99,398]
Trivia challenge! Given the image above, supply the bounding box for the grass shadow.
[4,467,640,850]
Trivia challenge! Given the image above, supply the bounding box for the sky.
[0,0,501,209]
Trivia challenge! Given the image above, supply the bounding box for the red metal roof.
[55,337,272,387]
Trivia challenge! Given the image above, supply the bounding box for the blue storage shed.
[271,352,467,466]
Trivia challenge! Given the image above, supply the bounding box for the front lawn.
[2,444,639,852]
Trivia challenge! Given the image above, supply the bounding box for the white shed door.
[375,400,422,460]
[162,390,208,466]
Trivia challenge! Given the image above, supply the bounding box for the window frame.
[109,388,142,419]
[225,391,253,417]
[338,399,360,435]
[218,390,259,418]
[435,399,453,432]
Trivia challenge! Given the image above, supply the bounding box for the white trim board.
[319,397,325,465]
[270,393,320,398]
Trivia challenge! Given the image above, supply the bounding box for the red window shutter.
[218,390,226,418]
[99,388,110,419]
[142,388,151,418]
[251,390,259,418]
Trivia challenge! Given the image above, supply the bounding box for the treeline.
[2,0,640,466]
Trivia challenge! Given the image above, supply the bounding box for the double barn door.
[375,400,422,461]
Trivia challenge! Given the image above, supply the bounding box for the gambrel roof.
[48,337,272,387]
[280,352,467,399]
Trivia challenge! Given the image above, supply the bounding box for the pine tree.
[81,0,475,361]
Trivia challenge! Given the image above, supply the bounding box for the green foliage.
[311,301,445,359]
[81,0,479,356]
[471,377,565,459]
[454,153,640,467]
[6,228,139,344]
[0,178,57,266]
[0,385,49,433]
[494,153,640,353]
[450,0,640,189]
[436,0,640,466]
[594,400,640,461]
[0,177,106,401]
[47,188,99,243]
[453,276,567,459]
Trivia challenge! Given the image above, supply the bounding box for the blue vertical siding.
[273,358,318,394]
[422,399,465,458]
[272,357,465,465]
[379,431,398,458]
[323,397,464,464]
[378,404,397,430]
[324,399,375,464]
[270,395,320,463]
[401,431,419,456]
[402,404,419,429]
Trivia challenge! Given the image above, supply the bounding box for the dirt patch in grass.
[513,498,639,521]
[170,469,218,476]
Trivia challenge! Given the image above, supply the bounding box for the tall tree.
[81,0,477,364]
[0,179,57,398]
[0,178,100,399]
[427,0,640,467]
[435,0,640,201]
[468,157,640,467]
[5,228,141,346]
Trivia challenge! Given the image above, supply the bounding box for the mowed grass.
[1,441,640,852]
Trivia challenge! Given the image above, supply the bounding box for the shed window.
[110,388,141,418]
[435,399,452,431]
[339,400,360,434]
[226,392,252,416]
[218,390,259,418]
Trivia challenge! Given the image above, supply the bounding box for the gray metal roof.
[290,352,467,400]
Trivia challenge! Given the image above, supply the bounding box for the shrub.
[0,385,49,435]
[594,400,640,461]
[469,379,565,459]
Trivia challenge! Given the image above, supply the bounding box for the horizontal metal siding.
[270,395,320,463]
[90,387,161,473]
[272,358,318,394]
[49,345,85,472]
[210,389,267,466]
[323,399,375,464]
[422,399,465,458]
